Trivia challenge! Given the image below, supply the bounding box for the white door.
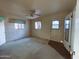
[71,17,79,59]
[0,20,6,46]
[71,16,79,59]
[71,0,79,59]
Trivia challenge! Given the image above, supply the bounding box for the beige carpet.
[0,38,64,59]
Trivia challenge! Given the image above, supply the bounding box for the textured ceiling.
[0,0,76,19]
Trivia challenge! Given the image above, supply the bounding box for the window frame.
[14,23,19,30]
[64,20,70,30]
[35,21,42,30]
[52,20,60,30]
[14,23,25,30]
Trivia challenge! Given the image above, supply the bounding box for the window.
[14,23,24,29]
[52,20,59,29]
[21,24,24,29]
[35,21,41,29]
[19,24,24,29]
[18,24,22,29]
[15,23,19,29]
[65,20,70,29]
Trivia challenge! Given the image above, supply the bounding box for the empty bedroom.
[0,0,79,59]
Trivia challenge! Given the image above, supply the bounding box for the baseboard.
[31,36,49,42]
[6,36,30,43]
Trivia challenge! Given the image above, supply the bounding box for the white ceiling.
[0,0,76,19]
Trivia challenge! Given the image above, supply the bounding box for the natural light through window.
[15,23,19,29]
[21,24,24,29]
[65,20,70,29]
[52,20,59,29]
[35,21,41,29]
[14,23,24,29]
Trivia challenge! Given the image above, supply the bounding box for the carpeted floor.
[0,38,64,59]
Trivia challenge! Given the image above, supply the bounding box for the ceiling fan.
[29,9,41,16]
[26,9,41,19]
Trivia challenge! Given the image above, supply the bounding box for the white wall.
[31,12,69,42]
[71,0,79,59]
[5,18,29,42]
[0,20,6,45]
